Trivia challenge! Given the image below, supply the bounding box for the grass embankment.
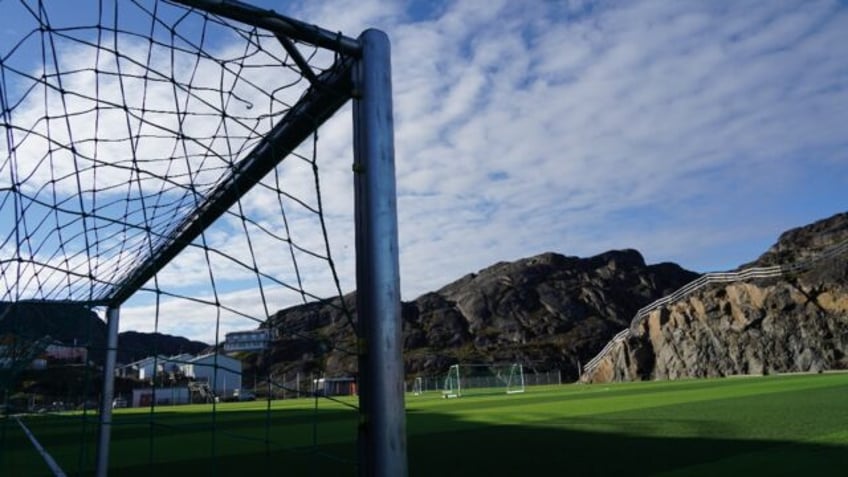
[3,372,847,476]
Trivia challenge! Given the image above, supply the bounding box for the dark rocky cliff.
[260,249,698,383]
[582,212,848,383]
[0,302,106,359]
[115,331,208,364]
[742,211,848,268]
[0,303,207,365]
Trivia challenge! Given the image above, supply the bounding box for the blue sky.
[2,0,847,343]
[290,0,847,279]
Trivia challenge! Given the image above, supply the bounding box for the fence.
[581,239,848,377]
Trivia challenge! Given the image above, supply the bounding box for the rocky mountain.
[741,212,848,268]
[115,331,208,364]
[256,249,699,384]
[0,303,207,365]
[0,302,106,351]
[7,213,845,390]
[582,212,848,383]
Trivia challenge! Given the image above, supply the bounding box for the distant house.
[115,358,142,379]
[223,329,270,353]
[117,353,194,380]
[183,353,242,399]
[44,342,88,363]
[313,377,357,397]
[121,352,243,405]
[116,356,160,380]
[161,353,194,374]
[132,386,190,407]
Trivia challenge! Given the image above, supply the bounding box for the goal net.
[0,0,403,475]
[442,364,526,398]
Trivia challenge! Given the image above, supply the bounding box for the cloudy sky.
[3,0,847,344]
[292,0,848,292]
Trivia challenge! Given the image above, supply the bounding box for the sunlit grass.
[4,372,847,476]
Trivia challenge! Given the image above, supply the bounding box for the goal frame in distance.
[442,363,525,398]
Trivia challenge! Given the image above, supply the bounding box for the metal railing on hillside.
[581,238,848,378]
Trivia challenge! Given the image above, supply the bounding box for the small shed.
[313,377,357,396]
[132,386,190,407]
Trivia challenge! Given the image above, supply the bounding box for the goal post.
[506,364,526,394]
[442,364,526,398]
[412,377,424,396]
[443,365,460,398]
[0,1,404,476]
[352,28,407,477]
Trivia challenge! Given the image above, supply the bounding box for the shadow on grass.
[6,405,845,477]
[406,417,847,477]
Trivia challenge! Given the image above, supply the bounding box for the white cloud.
[296,0,848,295]
[3,0,847,342]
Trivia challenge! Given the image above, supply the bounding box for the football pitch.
[3,372,847,476]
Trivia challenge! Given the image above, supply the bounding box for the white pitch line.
[14,416,67,477]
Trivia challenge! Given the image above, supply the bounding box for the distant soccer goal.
[412,376,424,396]
[442,364,526,398]
[0,0,403,475]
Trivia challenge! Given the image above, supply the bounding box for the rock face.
[0,302,106,361]
[583,212,848,383]
[741,211,848,268]
[0,303,208,365]
[260,249,698,383]
[116,331,209,364]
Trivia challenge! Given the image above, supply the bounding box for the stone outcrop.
[115,331,209,364]
[259,249,698,383]
[0,303,208,365]
[741,211,848,268]
[582,212,848,383]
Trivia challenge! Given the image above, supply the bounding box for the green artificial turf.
[3,372,847,476]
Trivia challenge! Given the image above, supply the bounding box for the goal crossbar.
[1,3,405,476]
[172,0,361,56]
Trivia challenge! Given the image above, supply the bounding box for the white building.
[183,353,242,399]
[224,329,270,352]
[45,342,88,362]
[117,352,243,402]
[132,386,190,407]
[313,377,357,396]
[118,356,163,380]
[117,353,195,380]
